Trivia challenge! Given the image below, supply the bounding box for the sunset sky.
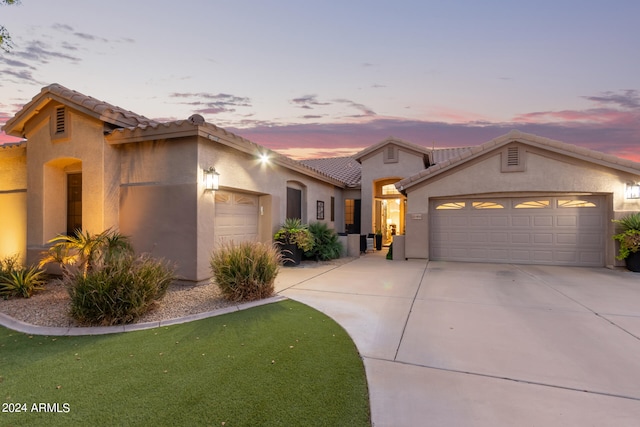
[1,0,639,160]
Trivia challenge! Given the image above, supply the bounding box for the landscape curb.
[0,295,288,336]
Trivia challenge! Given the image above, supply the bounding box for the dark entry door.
[67,173,82,235]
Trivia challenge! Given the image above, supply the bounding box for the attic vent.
[383,145,398,163]
[507,146,519,166]
[55,107,66,134]
[501,146,525,172]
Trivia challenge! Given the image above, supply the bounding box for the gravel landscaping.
[0,257,355,328]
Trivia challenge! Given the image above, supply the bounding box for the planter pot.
[280,243,302,266]
[375,234,382,250]
[625,251,640,272]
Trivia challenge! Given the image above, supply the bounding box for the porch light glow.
[626,183,640,199]
[204,167,220,191]
[259,153,269,163]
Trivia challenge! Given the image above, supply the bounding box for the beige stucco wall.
[117,134,343,282]
[359,147,426,234]
[20,104,120,265]
[404,144,640,267]
[0,146,27,264]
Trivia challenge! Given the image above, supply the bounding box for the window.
[558,199,597,208]
[345,199,354,225]
[286,187,302,220]
[330,196,335,221]
[472,201,504,209]
[514,200,550,209]
[382,184,401,195]
[435,202,466,210]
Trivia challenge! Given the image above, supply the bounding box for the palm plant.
[39,228,133,278]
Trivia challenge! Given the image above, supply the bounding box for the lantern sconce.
[204,167,220,191]
[626,182,640,199]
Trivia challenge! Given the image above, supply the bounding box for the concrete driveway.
[276,253,640,427]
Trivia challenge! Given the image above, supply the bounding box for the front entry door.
[67,173,82,235]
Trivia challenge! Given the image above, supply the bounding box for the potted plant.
[613,212,640,272]
[375,229,383,250]
[274,218,314,266]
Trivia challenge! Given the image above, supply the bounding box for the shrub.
[273,218,314,252]
[305,222,343,261]
[210,241,281,302]
[0,256,47,299]
[613,212,640,260]
[67,254,175,326]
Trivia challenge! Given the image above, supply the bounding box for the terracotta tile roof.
[431,147,472,164]
[397,130,640,191]
[0,141,26,150]
[3,83,157,136]
[301,157,362,187]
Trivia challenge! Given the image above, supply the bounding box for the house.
[1,84,639,281]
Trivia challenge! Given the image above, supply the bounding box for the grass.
[1,300,370,426]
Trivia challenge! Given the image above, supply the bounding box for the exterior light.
[259,153,269,163]
[626,183,640,199]
[204,167,220,191]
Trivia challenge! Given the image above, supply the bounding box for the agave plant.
[0,264,47,298]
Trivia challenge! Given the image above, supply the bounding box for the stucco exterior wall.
[404,145,640,267]
[0,146,27,264]
[359,148,426,234]
[20,104,117,265]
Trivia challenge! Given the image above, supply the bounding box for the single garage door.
[430,195,605,266]
[214,191,259,245]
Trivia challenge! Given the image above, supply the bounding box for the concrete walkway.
[276,251,640,427]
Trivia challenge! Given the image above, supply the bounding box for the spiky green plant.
[612,212,640,260]
[67,254,175,326]
[210,241,281,302]
[305,222,343,261]
[273,218,314,252]
[40,228,133,278]
[0,265,47,298]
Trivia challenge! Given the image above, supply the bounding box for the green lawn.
[1,300,370,426]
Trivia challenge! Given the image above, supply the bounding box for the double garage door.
[214,191,259,245]
[430,196,605,267]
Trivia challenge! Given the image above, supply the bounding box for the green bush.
[613,212,640,260]
[210,241,281,302]
[67,254,175,326]
[305,222,343,261]
[274,218,314,252]
[0,255,47,298]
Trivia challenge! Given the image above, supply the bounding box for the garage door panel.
[430,196,605,267]
[533,216,553,227]
[511,216,530,227]
[533,233,553,244]
[214,191,259,245]
[557,215,578,227]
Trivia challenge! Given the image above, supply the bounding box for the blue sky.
[1,0,639,160]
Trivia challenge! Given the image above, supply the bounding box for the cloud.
[0,58,34,68]
[14,40,80,64]
[332,98,376,117]
[290,95,331,109]
[0,68,41,84]
[170,92,252,115]
[583,90,640,110]
[229,113,640,162]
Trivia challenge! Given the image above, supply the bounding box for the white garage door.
[430,196,605,266]
[214,191,259,245]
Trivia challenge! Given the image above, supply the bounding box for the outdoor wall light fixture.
[204,167,220,191]
[626,182,640,199]
[259,153,269,163]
